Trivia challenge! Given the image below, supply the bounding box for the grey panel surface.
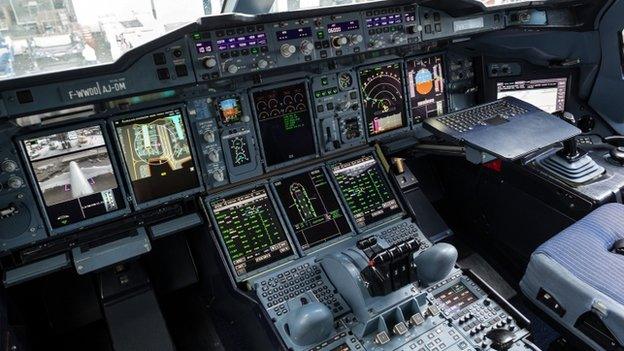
[72,228,151,275]
[149,213,203,239]
[4,253,70,287]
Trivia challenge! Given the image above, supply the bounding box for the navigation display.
[359,62,408,136]
[330,154,402,228]
[252,82,317,167]
[23,126,124,229]
[114,108,200,205]
[273,169,351,250]
[497,77,567,113]
[406,54,446,123]
[210,187,294,278]
[434,283,478,314]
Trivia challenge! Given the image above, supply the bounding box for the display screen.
[217,97,243,125]
[23,126,124,229]
[210,187,294,278]
[330,154,402,228]
[406,54,446,124]
[496,77,567,113]
[273,168,351,250]
[195,40,213,54]
[359,62,408,136]
[216,33,267,51]
[224,129,252,167]
[276,27,312,41]
[434,283,478,314]
[252,82,317,167]
[327,20,360,34]
[114,108,200,205]
[366,14,402,28]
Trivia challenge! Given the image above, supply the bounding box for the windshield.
[0,0,222,80]
[0,0,531,81]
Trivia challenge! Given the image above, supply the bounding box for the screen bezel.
[327,150,405,234]
[269,165,355,256]
[404,52,448,125]
[249,79,320,172]
[357,59,411,142]
[205,182,299,282]
[18,121,130,235]
[110,104,204,211]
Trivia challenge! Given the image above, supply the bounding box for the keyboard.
[435,99,528,134]
[378,220,430,249]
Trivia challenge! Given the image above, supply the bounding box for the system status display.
[252,82,317,167]
[114,108,200,205]
[330,154,402,228]
[359,62,408,136]
[210,187,294,278]
[406,54,446,124]
[273,168,351,250]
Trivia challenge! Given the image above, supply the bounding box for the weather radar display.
[406,54,446,123]
[359,62,408,136]
[114,108,200,205]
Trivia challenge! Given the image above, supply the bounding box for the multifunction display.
[210,187,294,278]
[497,77,567,114]
[114,108,200,205]
[252,82,317,168]
[22,126,124,229]
[273,168,351,250]
[406,54,446,123]
[330,154,401,228]
[359,62,408,136]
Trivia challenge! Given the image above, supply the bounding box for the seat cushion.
[533,203,624,306]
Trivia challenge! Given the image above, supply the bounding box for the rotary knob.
[203,131,216,143]
[257,59,268,69]
[1,160,18,173]
[227,64,239,74]
[7,176,23,189]
[241,115,251,123]
[391,33,406,44]
[332,36,348,48]
[300,40,314,55]
[203,57,217,69]
[369,39,383,48]
[336,101,351,111]
[213,170,225,182]
[349,34,363,45]
[208,150,220,163]
[280,43,296,58]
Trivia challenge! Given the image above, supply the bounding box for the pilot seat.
[520,203,624,351]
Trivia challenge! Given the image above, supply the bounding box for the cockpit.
[0,0,623,350]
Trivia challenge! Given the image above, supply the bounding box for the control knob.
[241,115,251,123]
[257,59,268,69]
[391,32,406,44]
[213,170,225,182]
[369,39,383,48]
[7,176,23,189]
[203,131,216,143]
[280,44,296,58]
[208,150,220,163]
[203,57,217,69]
[226,64,239,74]
[349,34,363,45]
[1,160,18,173]
[300,40,314,55]
[336,101,351,111]
[332,36,348,48]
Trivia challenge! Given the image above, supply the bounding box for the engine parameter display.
[330,154,402,228]
[434,283,478,314]
[406,54,446,124]
[252,82,317,167]
[210,187,294,278]
[114,108,200,205]
[23,126,124,229]
[359,62,408,136]
[273,168,351,250]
